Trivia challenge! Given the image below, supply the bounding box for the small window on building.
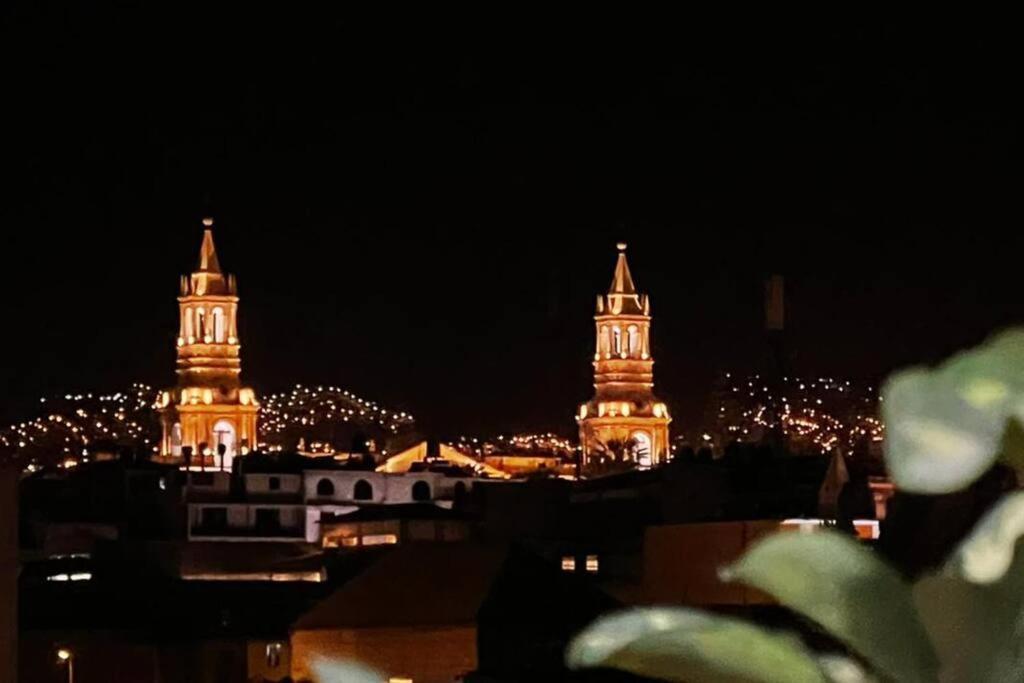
[561,556,576,572]
[586,555,599,573]
[265,642,283,669]
[316,478,335,497]
[389,678,414,683]
[254,508,282,533]
[268,476,281,491]
[411,480,431,502]
[353,479,373,501]
[201,507,228,530]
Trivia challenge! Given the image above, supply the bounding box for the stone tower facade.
[577,243,670,470]
[157,219,258,467]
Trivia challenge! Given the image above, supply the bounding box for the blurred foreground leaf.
[723,532,938,683]
[883,329,1024,494]
[310,657,383,683]
[567,607,827,683]
[946,489,1024,584]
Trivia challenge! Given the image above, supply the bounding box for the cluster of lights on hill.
[0,383,416,469]
[708,373,885,453]
[0,383,158,470]
[450,432,577,459]
[259,384,415,437]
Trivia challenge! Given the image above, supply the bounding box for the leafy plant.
[569,329,1024,682]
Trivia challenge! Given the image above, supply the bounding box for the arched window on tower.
[195,308,206,339]
[353,479,373,501]
[631,431,653,468]
[612,326,622,356]
[212,307,226,343]
[184,308,194,340]
[628,325,640,357]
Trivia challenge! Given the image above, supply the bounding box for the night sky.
[3,11,1023,437]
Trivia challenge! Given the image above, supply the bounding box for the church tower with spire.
[576,243,670,471]
[157,218,258,467]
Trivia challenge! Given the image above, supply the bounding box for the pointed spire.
[609,242,637,294]
[197,217,222,273]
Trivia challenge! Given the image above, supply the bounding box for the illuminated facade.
[157,219,258,466]
[577,244,670,470]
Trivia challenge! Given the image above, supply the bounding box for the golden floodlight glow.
[577,244,670,472]
[157,219,258,465]
[57,648,71,661]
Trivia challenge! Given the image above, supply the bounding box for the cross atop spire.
[196,218,222,273]
[609,242,637,295]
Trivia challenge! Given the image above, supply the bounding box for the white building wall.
[245,473,302,496]
[187,471,232,496]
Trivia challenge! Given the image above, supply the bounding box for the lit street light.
[56,648,74,683]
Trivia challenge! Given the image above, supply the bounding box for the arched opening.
[184,308,194,340]
[212,307,226,342]
[612,326,622,355]
[195,308,206,339]
[171,423,182,457]
[628,325,640,357]
[316,478,335,497]
[631,431,653,468]
[212,419,236,468]
[411,481,431,502]
[353,479,373,501]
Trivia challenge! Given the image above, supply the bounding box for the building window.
[201,507,227,531]
[389,678,414,683]
[254,508,282,534]
[353,479,373,501]
[612,326,622,355]
[411,480,431,502]
[454,481,467,498]
[266,642,283,669]
[561,556,576,572]
[586,555,599,573]
[362,534,398,546]
[268,476,281,491]
[316,478,335,497]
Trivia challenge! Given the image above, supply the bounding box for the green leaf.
[882,328,1024,494]
[723,532,938,683]
[946,490,1024,585]
[567,607,828,683]
[996,418,1024,480]
[912,572,1024,682]
[914,490,1024,681]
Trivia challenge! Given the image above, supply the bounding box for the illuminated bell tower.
[576,243,671,470]
[157,218,258,466]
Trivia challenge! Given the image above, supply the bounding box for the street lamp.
[56,648,74,683]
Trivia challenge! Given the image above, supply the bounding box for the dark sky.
[3,10,1023,437]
